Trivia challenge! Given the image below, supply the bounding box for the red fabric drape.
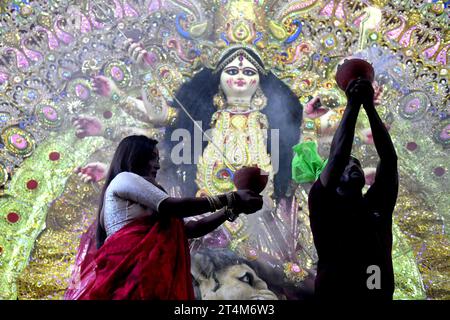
[65,216,194,300]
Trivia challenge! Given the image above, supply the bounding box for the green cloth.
[292,141,328,183]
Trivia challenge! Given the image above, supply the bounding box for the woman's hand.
[233,190,263,214]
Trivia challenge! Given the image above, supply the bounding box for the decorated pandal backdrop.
[0,0,448,300]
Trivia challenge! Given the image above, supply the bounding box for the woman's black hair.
[96,135,159,248]
[169,47,303,199]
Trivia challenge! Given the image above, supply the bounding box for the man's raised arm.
[363,98,397,163]
[363,88,398,205]
[319,80,365,189]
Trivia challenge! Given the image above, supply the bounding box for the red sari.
[64,216,195,300]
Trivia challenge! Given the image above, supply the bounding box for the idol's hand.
[360,127,374,144]
[360,121,391,145]
[373,81,383,106]
[363,167,377,186]
[92,75,119,98]
[74,162,108,183]
[125,39,158,69]
[73,116,103,138]
[141,87,169,124]
[233,190,264,214]
[304,96,329,119]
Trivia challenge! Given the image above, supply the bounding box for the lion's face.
[196,263,278,300]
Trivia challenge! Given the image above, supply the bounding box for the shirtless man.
[308,78,398,300]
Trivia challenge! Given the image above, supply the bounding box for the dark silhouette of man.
[308,78,398,300]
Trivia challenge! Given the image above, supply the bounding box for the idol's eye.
[238,272,254,286]
[242,68,257,76]
[225,68,239,76]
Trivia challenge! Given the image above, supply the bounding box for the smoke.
[261,74,303,197]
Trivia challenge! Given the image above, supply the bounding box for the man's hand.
[233,190,264,214]
[345,78,374,107]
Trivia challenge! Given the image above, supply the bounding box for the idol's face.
[196,264,278,300]
[220,55,260,99]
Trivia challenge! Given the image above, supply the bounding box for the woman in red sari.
[65,135,263,300]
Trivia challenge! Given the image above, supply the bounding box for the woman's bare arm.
[184,209,228,239]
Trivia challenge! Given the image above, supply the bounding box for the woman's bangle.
[224,207,238,222]
[206,196,215,212]
[211,195,223,211]
[206,195,223,212]
[225,192,235,209]
[225,193,232,208]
